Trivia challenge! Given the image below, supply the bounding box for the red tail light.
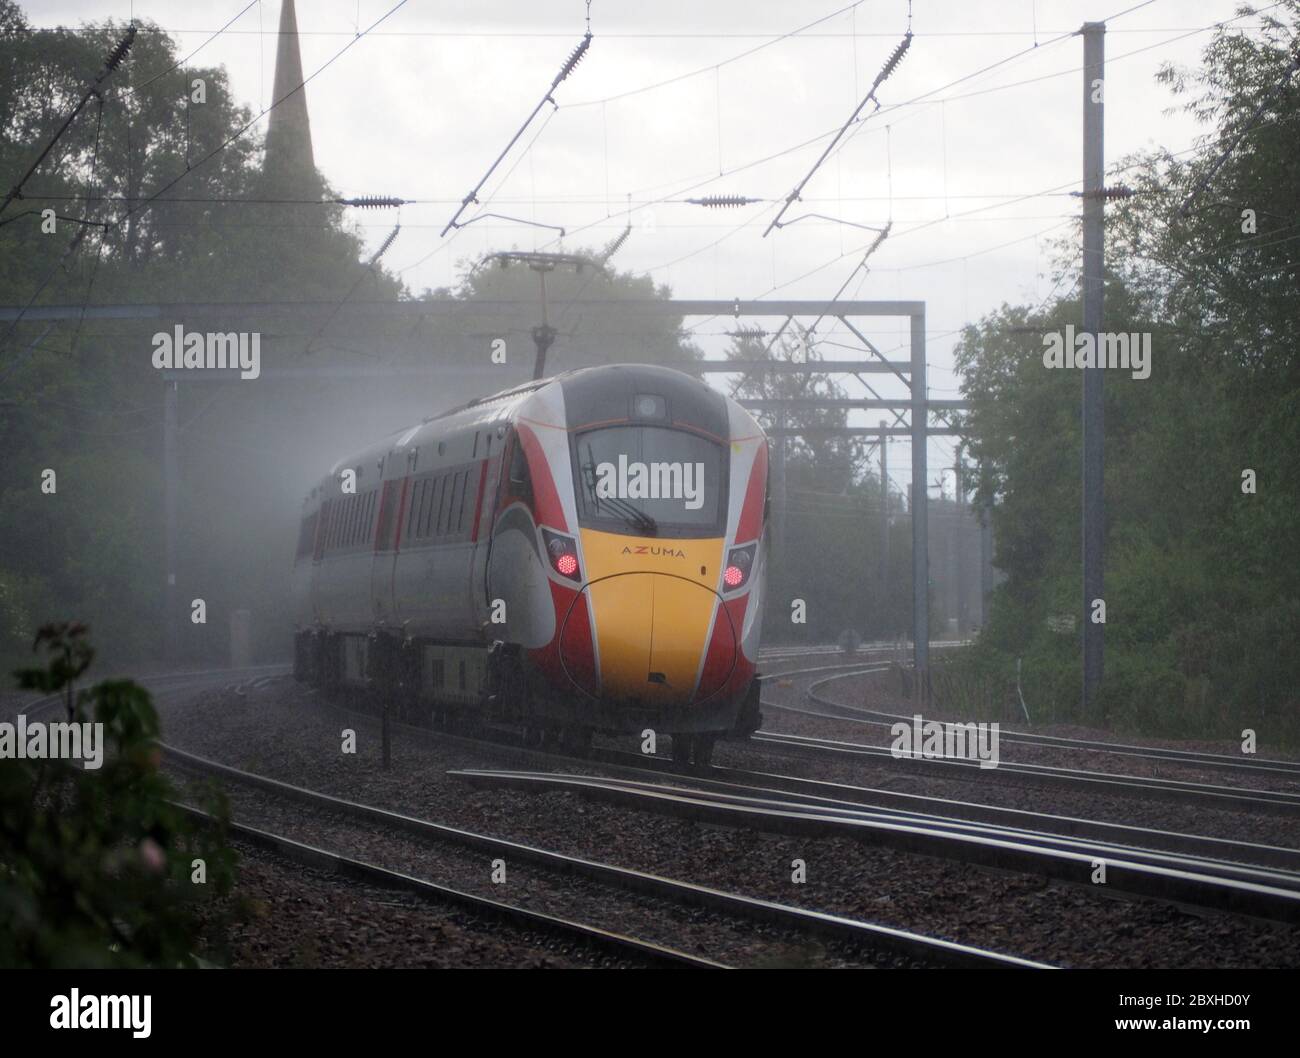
[543,529,582,582]
[723,543,756,591]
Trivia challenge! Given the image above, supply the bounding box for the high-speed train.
[291,363,769,764]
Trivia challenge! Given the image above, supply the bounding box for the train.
[290,363,769,765]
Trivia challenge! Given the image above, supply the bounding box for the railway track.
[754,664,1300,814]
[750,725,1300,816]
[637,753,1300,871]
[160,737,1045,968]
[795,667,1300,780]
[178,802,720,969]
[96,663,1300,865]
[19,670,724,969]
[450,768,1300,924]
[285,673,1300,930]
[299,668,1300,875]
[26,658,1299,964]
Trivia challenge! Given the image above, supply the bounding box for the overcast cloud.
[19,0,1257,488]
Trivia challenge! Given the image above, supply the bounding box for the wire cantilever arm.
[778,213,890,233]
[457,213,566,238]
[440,32,592,237]
[0,25,135,220]
[763,31,912,237]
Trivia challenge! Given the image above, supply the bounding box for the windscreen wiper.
[602,495,658,536]
[582,445,658,535]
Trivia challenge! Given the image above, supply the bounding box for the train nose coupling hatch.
[560,572,735,703]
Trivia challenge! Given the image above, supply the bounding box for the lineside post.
[163,380,179,663]
[910,308,929,703]
[1081,21,1106,721]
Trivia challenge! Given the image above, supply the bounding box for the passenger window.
[436,474,451,536]
[460,473,475,535]
[445,472,461,536]
[407,481,421,540]
[419,479,432,538]
[424,476,440,538]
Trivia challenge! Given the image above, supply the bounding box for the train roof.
[310,362,755,502]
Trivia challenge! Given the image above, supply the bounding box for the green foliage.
[0,623,235,967]
[725,325,923,641]
[955,5,1300,740]
[0,6,707,672]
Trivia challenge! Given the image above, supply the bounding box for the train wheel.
[694,734,716,767]
[672,734,693,766]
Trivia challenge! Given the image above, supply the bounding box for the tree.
[1,623,235,967]
[953,5,1300,737]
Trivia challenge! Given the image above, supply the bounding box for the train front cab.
[514,368,768,762]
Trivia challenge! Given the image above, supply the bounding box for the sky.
[18,0,1271,494]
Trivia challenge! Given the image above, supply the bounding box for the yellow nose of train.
[564,529,733,705]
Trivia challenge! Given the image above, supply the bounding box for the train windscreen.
[573,426,727,538]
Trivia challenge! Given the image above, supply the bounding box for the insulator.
[340,195,406,209]
[553,32,593,88]
[103,25,136,73]
[603,226,631,260]
[1073,185,1136,201]
[876,31,912,84]
[688,194,759,208]
[865,222,892,257]
[368,224,400,267]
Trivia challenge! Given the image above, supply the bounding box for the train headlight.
[543,529,582,582]
[723,543,756,591]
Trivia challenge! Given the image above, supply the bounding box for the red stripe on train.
[469,459,490,542]
[516,422,568,531]
[392,476,411,551]
[736,442,768,543]
[694,596,741,701]
[558,588,599,697]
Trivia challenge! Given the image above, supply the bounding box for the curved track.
[179,802,720,969]
[450,768,1300,923]
[24,651,1300,966]
[759,662,1300,779]
[19,670,719,969]
[755,663,1300,815]
[162,738,1045,969]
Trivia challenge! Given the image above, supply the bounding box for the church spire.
[263,0,317,191]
